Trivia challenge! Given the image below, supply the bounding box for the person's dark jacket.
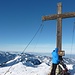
[52,48,59,64]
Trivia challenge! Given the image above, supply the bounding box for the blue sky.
[0,0,75,54]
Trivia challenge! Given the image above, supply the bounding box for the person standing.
[50,48,60,75]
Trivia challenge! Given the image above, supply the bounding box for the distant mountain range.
[0,51,75,67]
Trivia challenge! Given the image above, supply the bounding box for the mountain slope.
[0,52,75,75]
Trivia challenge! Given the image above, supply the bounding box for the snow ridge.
[0,52,75,75]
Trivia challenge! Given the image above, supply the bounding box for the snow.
[0,51,75,75]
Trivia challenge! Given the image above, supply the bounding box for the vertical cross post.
[57,3,62,51]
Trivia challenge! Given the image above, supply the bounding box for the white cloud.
[62,43,75,54]
[0,44,55,53]
[0,43,75,54]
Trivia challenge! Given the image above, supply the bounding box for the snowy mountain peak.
[0,52,75,75]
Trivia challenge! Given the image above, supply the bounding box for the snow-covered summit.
[0,51,75,75]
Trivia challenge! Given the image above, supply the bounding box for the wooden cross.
[42,2,75,52]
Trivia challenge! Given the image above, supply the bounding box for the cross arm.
[42,12,75,21]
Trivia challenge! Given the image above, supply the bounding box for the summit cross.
[42,2,75,51]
